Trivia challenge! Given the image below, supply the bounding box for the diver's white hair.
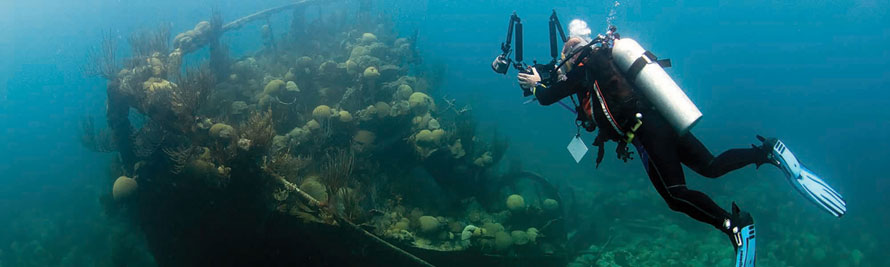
[568,19,592,42]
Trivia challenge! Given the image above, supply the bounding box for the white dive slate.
[567,135,589,164]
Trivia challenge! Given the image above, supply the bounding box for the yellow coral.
[312,105,332,120]
[361,32,378,44]
[408,92,433,113]
[338,110,353,122]
[511,230,529,245]
[428,119,440,130]
[474,151,494,167]
[494,231,513,251]
[285,81,300,92]
[345,60,359,75]
[506,194,525,211]
[112,176,138,201]
[418,216,439,233]
[209,123,235,139]
[142,77,175,92]
[430,129,445,144]
[374,101,391,118]
[543,198,559,211]
[449,139,466,158]
[415,129,434,144]
[264,79,286,95]
[527,228,539,243]
[363,66,380,81]
[395,84,413,100]
[304,119,320,131]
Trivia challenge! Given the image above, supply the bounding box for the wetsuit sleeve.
[534,67,586,106]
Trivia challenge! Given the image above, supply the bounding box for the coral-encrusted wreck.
[82,1,568,266]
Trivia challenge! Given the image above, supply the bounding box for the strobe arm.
[493,12,524,74]
[549,10,567,62]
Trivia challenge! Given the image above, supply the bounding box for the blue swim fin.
[759,136,847,217]
[734,225,756,267]
[726,202,756,267]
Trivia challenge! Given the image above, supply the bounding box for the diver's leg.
[678,133,769,179]
[634,115,731,230]
[638,143,731,229]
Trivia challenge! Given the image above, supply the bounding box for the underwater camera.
[491,10,566,96]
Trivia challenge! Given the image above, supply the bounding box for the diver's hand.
[517,67,541,89]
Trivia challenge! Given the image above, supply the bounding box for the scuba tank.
[611,38,702,135]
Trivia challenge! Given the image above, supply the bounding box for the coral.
[395,84,413,100]
[418,216,440,233]
[408,92,433,114]
[312,105,333,120]
[526,228,539,243]
[239,111,274,150]
[448,139,466,159]
[473,151,493,167]
[285,81,300,92]
[112,176,138,200]
[427,118,440,130]
[352,130,376,153]
[338,110,353,123]
[511,230,529,245]
[174,20,213,53]
[494,231,513,251]
[482,222,504,236]
[264,79,286,95]
[506,194,526,211]
[363,66,380,81]
[374,101,391,118]
[345,60,359,75]
[304,119,320,131]
[461,225,478,241]
[209,123,235,139]
[543,198,559,211]
[230,101,248,115]
[142,77,176,93]
[361,32,378,44]
[299,177,329,203]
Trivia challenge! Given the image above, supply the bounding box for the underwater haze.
[0,0,887,266]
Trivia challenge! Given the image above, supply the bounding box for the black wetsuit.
[533,61,767,233]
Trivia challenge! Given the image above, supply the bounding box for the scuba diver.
[493,13,846,267]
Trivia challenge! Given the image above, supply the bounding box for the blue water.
[0,0,887,266]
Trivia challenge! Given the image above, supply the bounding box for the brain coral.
[299,178,328,203]
[408,92,433,113]
[494,231,513,251]
[312,105,332,120]
[543,198,559,211]
[361,32,378,44]
[304,119,321,131]
[264,79,286,95]
[396,84,413,100]
[285,81,300,92]
[511,230,529,245]
[338,110,353,122]
[363,66,380,81]
[374,102,391,118]
[506,194,526,211]
[113,176,138,201]
[418,216,440,233]
[209,123,235,139]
